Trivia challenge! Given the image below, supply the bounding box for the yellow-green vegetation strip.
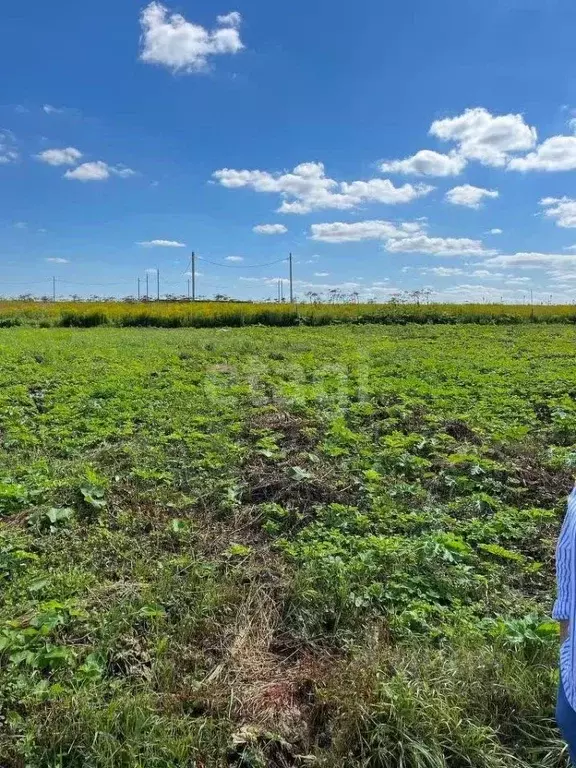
[0,299,575,328]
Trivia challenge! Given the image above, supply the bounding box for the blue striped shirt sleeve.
[554,492,575,620]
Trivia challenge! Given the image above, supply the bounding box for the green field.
[0,324,574,767]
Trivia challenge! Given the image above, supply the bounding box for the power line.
[58,279,137,287]
[196,255,288,269]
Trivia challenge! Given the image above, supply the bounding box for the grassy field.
[0,299,576,328]
[0,324,574,767]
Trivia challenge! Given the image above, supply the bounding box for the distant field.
[0,324,574,766]
[0,299,575,327]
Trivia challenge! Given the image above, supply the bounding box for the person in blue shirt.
[555,487,576,763]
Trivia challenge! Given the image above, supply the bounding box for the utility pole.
[289,252,294,303]
[52,276,56,302]
[156,268,160,301]
[146,273,149,300]
[137,277,141,301]
[191,251,196,301]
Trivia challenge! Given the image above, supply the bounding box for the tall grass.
[0,300,575,328]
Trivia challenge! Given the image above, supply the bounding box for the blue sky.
[2,0,576,302]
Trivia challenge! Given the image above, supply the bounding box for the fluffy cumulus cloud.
[445,184,499,209]
[508,136,576,171]
[65,161,110,181]
[310,219,424,243]
[45,257,69,264]
[378,108,576,178]
[36,147,83,166]
[139,2,243,73]
[385,235,496,257]
[253,223,288,235]
[213,162,433,214]
[65,161,135,182]
[0,130,18,164]
[310,219,495,256]
[225,255,243,261]
[489,228,503,235]
[430,107,537,167]
[137,239,186,247]
[216,11,241,27]
[540,197,576,228]
[483,252,576,270]
[380,150,466,177]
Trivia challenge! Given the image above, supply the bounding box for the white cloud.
[440,284,519,301]
[314,272,330,277]
[64,161,110,181]
[386,235,496,257]
[139,2,244,73]
[421,267,464,277]
[310,219,424,243]
[488,228,503,235]
[45,257,69,264]
[216,11,242,27]
[36,147,83,166]
[338,178,434,207]
[113,165,137,178]
[14,221,27,230]
[0,130,18,164]
[540,197,576,228]
[430,107,537,167]
[138,239,187,248]
[213,162,433,214]
[483,252,576,270]
[380,150,466,177]
[549,272,576,283]
[225,256,243,261]
[470,269,503,278]
[309,219,494,256]
[253,223,288,235]
[508,136,576,171]
[506,277,532,284]
[43,104,65,115]
[445,184,499,209]
[64,161,136,181]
